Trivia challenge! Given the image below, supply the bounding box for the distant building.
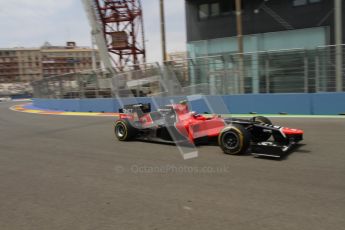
[167,51,189,86]
[16,48,42,82]
[0,49,20,83]
[41,41,101,78]
[167,51,187,62]
[0,42,101,83]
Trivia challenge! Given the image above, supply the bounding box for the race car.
[113,102,304,158]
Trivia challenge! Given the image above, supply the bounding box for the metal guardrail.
[32,45,345,98]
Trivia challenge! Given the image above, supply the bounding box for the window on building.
[293,0,307,6]
[210,2,220,16]
[199,4,209,19]
[198,1,244,19]
[198,2,222,19]
[293,0,321,6]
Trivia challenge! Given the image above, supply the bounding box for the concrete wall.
[33,93,345,115]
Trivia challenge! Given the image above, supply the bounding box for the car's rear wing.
[118,103,151,114]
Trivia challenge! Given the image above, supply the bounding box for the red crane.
[93,0,146,71]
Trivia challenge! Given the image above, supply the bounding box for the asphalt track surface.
[1,102,344,230]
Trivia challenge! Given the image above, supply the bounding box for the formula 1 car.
[113,102,303,158]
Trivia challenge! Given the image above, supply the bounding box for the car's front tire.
[218,124,251,155]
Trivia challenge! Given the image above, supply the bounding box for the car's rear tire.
[250,116,272,142]
[114,119,137,141]
[218,124,251,155]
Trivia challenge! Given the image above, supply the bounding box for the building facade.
[167,51,189,86]
[41,42,100,78]
[16,49,42,82]
[186,0,343,54]
[0,49,20,83]
[0,42,100,84]
[185,0,344,93]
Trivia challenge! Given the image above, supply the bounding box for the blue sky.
[0,0,186,62]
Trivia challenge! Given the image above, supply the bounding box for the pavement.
[0,101,344,230]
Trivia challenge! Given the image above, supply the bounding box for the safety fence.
[32,44,345,98]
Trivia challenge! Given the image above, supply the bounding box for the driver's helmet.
[174,100,189,114]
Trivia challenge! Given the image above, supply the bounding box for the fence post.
[45,80,50,99]
[188,59,196,95]
[265,54,270,93]
[251,52,259,94]
[304,51,309,93]
[94,71,100,98]
[58,78,63,99]
[315,53,320,92]
[77,73,85,98]
[220,55,227,95]
[32,82,38,98]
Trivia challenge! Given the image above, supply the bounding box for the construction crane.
[82,0,146,72]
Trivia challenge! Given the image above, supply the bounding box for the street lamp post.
[159,0,167,63]
[335,0,343,91]
[235,0,244,94]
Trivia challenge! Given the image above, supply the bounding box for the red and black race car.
[114,102,304,158]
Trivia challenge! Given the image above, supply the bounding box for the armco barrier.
[311,93,345,115]
[33,93,345,115]
[221,94,312,114]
